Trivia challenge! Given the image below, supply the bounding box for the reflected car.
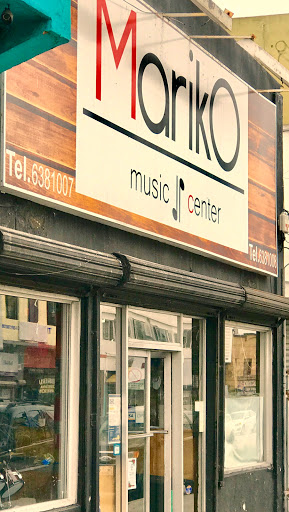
[229,410,256,436]
[0,402,54,464]
[0,402,57,504]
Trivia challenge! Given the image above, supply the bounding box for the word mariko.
[96,0,241,173]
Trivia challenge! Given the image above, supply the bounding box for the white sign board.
[128,457,137,490]
[0,353,18,376]
[225,325,233,363]
[77,0,248,254]
[19,322,48,343]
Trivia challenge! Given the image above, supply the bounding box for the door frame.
[122,306,183,512]
[115,305,206,512]
[126,349,172,512]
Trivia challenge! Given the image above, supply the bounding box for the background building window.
[47,302,57,326]
[128,309,178,344]
[5,296,18,320]
[224,323,272,470]
[28,298,38,323]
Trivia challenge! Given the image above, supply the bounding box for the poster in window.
[128,458,137,490]
[108,394,121,444]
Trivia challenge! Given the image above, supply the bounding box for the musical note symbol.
[172,176,185,222]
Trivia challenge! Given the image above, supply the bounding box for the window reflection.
[5,296,18,321]
[128,357,146,434]
[99,305,121,512]
[0,294,65,509]
[183,318,201,510]
[28,298,38,323]
[128,309,178,343]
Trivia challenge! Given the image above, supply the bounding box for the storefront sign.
[225,326,233,363]
[78,0,249,256]
[1,0,277,275]
[128,365,145,390]
[0,353,18,376]
[39,377,55,395]
[19,322,48,343]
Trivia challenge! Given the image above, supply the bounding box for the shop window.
[0,290,80,511]
[5,296,18,320]
[224,323,272,470]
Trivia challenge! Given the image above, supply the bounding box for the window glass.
[99,305,121,512]
[183,317,201,509]
[128,309,178,343]
[224,325,271,469]
[128,356,146,434]
[0,293,68,509]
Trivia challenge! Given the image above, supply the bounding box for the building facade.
[0,1,287,512]
[233,13,289,509]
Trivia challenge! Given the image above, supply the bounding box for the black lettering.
[209,78,240,171]
[211,204,217,222]
[138,53,170,137]
[152,178,158,199]
[144,175,151,196]
[172,71,186,141]
[207,199,211,220]
[163,184,169,203]
[131,169,142,191]
[201,199,207,219]
[189,81,193,150]
[196,60,211,160]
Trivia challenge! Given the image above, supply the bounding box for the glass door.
[127,350,171,512]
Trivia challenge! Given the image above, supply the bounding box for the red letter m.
[96,0,137,119]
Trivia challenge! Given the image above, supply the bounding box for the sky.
[216,0,289,17]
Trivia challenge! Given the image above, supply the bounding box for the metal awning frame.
[0,226,287,319]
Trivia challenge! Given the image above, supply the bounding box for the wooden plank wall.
[3,0,277,275]
[5,0,77,193]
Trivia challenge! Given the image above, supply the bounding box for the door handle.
[150,430,168,434]
[128,433,154,439]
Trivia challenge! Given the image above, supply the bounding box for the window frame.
[5,295,18,320]
[0,285,80,512]
[224,321,273,473]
